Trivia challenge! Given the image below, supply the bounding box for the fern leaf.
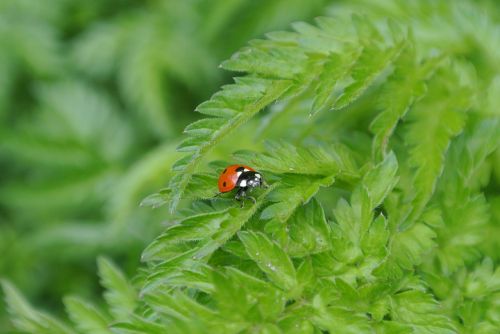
[370,44,444,161]
[142,185,276,292]
[141,209,232,261]
[223,267,286,321]
[260,174,335,223]
[331,20,407,110]
[168,78,292,212]
[362,151,399,209]
[401,65,473,230]
[64,296,111,334]
[233,140,358,179]
[1,280,75,334]
[97,257,137,321]
[238,231,298,293]
[144,290,216,327]
[312,302,373,334]
[332,153,398,257]
[391,222,437,270]
[141,173,219,209]
[221,40,307,79]
[165,16,408,213]
[311,49,360,115]
[390,291,456,334]
[430,119,500,272]
[284,198,331,257]
[110,315,168,334]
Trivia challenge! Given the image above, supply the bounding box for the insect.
[217,164,266,206]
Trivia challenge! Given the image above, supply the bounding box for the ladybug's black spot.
[236,166,245,172]
[223,181,227,187]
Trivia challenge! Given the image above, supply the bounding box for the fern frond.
[335,153,397,244]
[1,280,75,334]
[427,118,500,272]
[142,184,276,293]
[110,314,169,334]
[277,198,331,258]
[168,79,292,212]
[369,42,444,161]
[389,290,456,333]
[390,222,437,270]
[260,174,334,226]
[165,17,408,213]
[401,64,474,230]
[97,257,137,321]
[233,140,358,179]
[238,230,298,293]
[64,297,111,334]
[331,18,406,111]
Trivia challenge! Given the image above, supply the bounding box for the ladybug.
[218,164,266,206]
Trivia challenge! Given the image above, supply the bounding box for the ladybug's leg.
[235,187,246,208]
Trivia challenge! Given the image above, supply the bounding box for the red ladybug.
[218,164,265,205]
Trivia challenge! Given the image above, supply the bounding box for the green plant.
[0,1,327,330]
[3,0,500,333]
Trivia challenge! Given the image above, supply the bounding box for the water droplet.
[267,263,277,271]
[255,252,260,256]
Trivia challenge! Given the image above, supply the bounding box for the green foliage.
[0,0,326,331]
[3,0,500,333]
[2,280,74,334]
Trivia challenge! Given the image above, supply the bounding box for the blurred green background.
[0,0,329,331]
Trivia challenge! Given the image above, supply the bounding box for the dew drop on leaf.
[267,263,277,271]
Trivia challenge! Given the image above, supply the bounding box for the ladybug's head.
[237,171,263,189]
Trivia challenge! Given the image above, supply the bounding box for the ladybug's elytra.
[218,164,265,205]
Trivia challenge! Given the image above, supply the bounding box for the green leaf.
[391,223,437,270]
[311,49,360,115]
[285,198,331,257]
[390,290,456,334]
[110,315,168,334]
[141,209,232,261]
[1,280,75,334]
[97,257,137,321]
[361,214,390,258]
[145,291,215,328]
[221,40,307,79]
[143,185,276,292]
[312,295,372,334]
[362,151,399,210]
[233,141,358,179]
[332,21,407,110]
[168,78,293,212]
[261,174,335,223]
[402,65,473,229]
[64,296,111,334]
[225,268,286,321]
[370,44,444,161]
[239,231,298,293]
